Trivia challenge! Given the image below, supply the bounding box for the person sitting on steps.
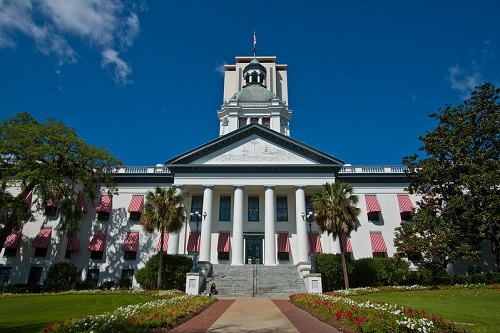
[210,282,218,295]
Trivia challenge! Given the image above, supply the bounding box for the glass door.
[245,238,263,264]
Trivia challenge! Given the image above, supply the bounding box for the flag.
[253,30,256,56]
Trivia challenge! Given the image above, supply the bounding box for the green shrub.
[43,262,79,292]
[314,253,354,291]
[352,257,387,287]
[135,253,192,290]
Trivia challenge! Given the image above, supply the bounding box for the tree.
[311,181,361,289]
[0,112,122,247]
[399,83,500,271]
[141,186,185,289]
[135,253,192,290]
[43,262,79,292]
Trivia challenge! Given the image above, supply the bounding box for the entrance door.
[245,238,263,264]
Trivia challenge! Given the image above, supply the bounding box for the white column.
[264,185,276,266]
[199,185,214,262]
[295,185,309,263]
[168,185,183,254]
[232,185,244,265]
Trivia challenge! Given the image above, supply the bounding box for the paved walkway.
[170,297,342,333]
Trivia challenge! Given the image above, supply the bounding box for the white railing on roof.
[339,166,408,174]
[114,166,170,174]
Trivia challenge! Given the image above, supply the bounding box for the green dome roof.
[232,84,275,101]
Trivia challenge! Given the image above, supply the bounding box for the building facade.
[1,55,427,288]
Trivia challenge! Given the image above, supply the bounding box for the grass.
[349,288,500,333]
[0,293,154,333]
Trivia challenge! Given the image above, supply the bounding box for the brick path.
[170,298,342,333]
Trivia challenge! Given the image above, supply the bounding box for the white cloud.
[447,63,482,98]
[0,0,141,85]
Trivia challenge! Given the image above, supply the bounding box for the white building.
[1,55,421,290]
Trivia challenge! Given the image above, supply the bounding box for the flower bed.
[290,292,458,333]
[42,292,215,333]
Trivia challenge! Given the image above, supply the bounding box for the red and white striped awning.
[370,232,387,252]
[45,197,58,208]
[277,233,290,252]
[340,234,353,253]
[397,195,414,213]
[187,232,200,252]
[217,233,231,252]
[122,232,139,252]
[156,233,169,252]
[25,190,33,208]
[77,193,88,213]
[31,228,52,248]
[66,234,80,251]
[88,231,106,251]
[308,233,322,253]
[3,229,22,249]
[127,195,144,213]
[95,195,112,213]
[365,195,381,213]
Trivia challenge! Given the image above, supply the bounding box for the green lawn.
[350,288,500,333]
[0,293,154,333]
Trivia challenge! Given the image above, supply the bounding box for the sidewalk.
[170,297,342,333]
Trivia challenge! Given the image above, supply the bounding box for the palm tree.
[142,186,185,289]
[311,181,360,289]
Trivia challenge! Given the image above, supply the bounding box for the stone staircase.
[203,264,307,297]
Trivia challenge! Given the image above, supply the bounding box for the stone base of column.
[304,273,323,293]
[185,272,203,295]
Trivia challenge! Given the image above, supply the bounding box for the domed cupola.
[243,58,267,87]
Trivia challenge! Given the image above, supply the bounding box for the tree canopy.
[312,181,361,289]
[0,112,122,247]
[397,83,500,271]
[141,186,185,289]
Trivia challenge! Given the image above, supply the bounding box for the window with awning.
[277,233,290,261]
[89,231,106,260]
[365,195,382,222]
[77,193,88,213]
[187,232,200,253]
[340,234,353,253]
[95,195,112,221]
[370,232,387,257]
[32,228,52,257]
[127,195,144,221]
[397,195,414,221]
[2,229,22,257]
[65,234,80,259]
[156,233,169,252]
[217,232,230,261]
[307,233,322,253]
[122,232,139,260]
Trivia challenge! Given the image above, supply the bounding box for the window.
[276,196,288,221]
[90,251,104,260]
[248,196,259,221]
[4,247,17,257]
[129,211,141,221]
[27,266,43,284]
[44,206,57,217]
[121,268,134,282]
[372,252,386,258]
[34,247,48,257]
[278,252,289,261]
[218,252,229,261]
[239,117,247,128]
[64,250,72,259]
[262,117,270,128]
[400,211,412,222]
[190,196,203,221]
[128,195,144,221]
[87,268,99,287]
[250,117,258,124]
[219,196,231,221]
[97,211,110,221]
[367,211,380,222]
[0,267,11,286]
[305,196,314,216]
[124,251,137,260]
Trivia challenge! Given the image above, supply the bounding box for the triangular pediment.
[165,124,344,173]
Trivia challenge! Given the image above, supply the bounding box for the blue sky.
[1,1,499,166]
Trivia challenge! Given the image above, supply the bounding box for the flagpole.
[253,30,256,57]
